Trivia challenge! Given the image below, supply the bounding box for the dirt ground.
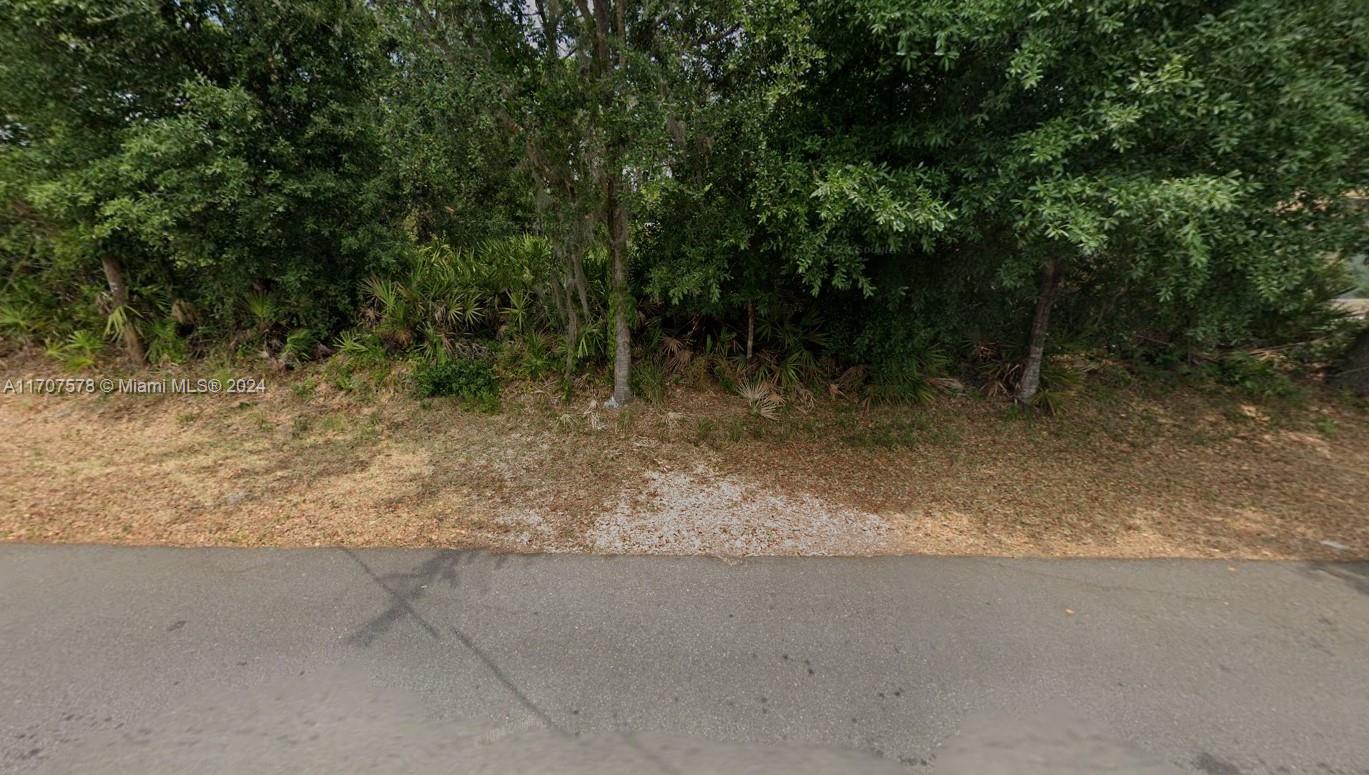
[2,353,1367,559]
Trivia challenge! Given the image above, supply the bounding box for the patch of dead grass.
[2,352,1366,558]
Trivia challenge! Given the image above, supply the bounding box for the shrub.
[45,330,104,371]
[498,332,559,380]
[146,319,189,365]
[413,358,500,410]
[843,320,949,404]
[631,358,666,403]
[1213,351,1297,399]
[281,329,318,367]
[334,329,386,363]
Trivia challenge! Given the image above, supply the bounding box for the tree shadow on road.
[1299,562,1369,599]
[342,548,473,646]
[339,549,569,734]
[338,549,682,773]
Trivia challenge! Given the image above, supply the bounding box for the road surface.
[1,545,1367,773]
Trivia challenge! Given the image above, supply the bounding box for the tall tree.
[2,0,398,352]
[391,0,747,404]
[2,0,203,361]
[844,0,1368,401]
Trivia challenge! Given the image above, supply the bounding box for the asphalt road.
[1,545,1367,774]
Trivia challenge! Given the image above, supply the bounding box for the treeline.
[2,0,1366,405]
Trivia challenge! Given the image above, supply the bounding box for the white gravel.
[588,465,893,556]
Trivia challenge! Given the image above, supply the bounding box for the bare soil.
[2,353,1366,559]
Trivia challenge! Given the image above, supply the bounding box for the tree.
[2,0,400,356]
[4,0,1363,405]
[636,1,820,338]
[669,0,1365,401]
[845,0,1368,400]
[2,0,203,361]
[391,0,750,404]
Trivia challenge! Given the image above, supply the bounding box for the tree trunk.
[100,255,145,365]
[552,265,579,377]
[1016,257,1059,404]
[565,281,580,377]
[571,245,592,321]
[746,300,754,364]
[607,177,633,406]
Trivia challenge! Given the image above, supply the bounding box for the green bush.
[282,329,318,367]
[1212,352,1297,399]
[497,332,560,380]
[631,358,666,403]
[146,320,189,365]
[45,330,104,371]
[3,0,1364,408]
[868,343,949,404]
[413,359,500,410]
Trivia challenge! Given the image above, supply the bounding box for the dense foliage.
[3,0,1365,404]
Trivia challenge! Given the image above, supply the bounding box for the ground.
[1,352,1366,559]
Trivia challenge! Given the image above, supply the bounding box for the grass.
[290,415,311,439]
[1,348,1367,558]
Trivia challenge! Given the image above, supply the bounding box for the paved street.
[1,545,1367,773]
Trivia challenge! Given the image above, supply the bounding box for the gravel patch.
[588,466,893,556]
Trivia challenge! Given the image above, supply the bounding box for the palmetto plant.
[334,329,384,361]
[281,329,318,367]
[146,319,188,364]
[738,377,785,420]
[499,289,533,336]
[362,236,562,359]
[660,334,694,376]
[104,304,140,346]
[0,302,39,339]
[244,292,279,334]
[46,330,104,371]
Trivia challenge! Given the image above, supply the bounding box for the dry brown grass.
[2,352,1366,558]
